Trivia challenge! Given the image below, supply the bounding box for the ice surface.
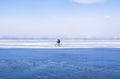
[0,48,120,79]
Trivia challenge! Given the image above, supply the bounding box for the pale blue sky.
[0,0,120,38]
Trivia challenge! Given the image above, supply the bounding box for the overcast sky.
[0,0,120,38]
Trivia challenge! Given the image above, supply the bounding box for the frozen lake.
[0,48,120,79]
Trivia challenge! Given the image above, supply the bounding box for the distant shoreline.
[0,40,120,48]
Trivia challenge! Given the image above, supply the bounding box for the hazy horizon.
[0,0,120,38]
